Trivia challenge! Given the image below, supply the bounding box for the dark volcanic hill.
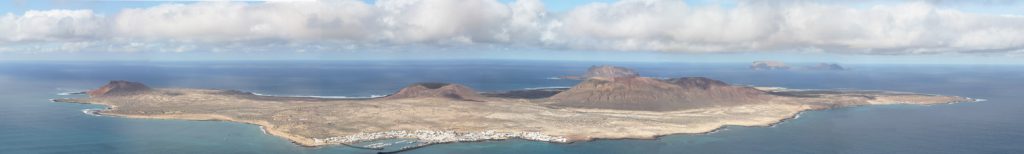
[549,68,772,111]
[386,82,484,101]
[87,80,152,97]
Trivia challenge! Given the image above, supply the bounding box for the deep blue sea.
[1,60,1022,154]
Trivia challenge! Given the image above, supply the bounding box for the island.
[750,60,791,70]
[53,66,976,152]
[751,61,848,70]
[806,63,847,70]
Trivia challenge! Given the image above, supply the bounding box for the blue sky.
[1,0,1023,64]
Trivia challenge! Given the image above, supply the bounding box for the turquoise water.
[1,61,1022,153]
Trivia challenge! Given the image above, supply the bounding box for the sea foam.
[56,88,87,96]
[81,109,102,116]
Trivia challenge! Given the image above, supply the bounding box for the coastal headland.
[53,66,977,152]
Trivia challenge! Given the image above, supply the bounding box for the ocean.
[1,60,1021,154]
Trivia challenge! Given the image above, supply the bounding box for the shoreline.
[100,112,326,147]
[63,100,326,147]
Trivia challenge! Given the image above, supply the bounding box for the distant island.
[53,66,975,152]
[807,63,847,70]
[751,61,847,70]
[750,61,792,70]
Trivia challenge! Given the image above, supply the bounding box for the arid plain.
[54,66,976,151]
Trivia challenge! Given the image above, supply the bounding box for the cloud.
[2,0,1024,55]
[0,10,107,42]
[108,0,532,46]
[113,1,379,42]
[545,0,780,52]
[376,0,512,44]
[548,0,1024,54]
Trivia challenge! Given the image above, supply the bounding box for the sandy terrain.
[53,87,975,150]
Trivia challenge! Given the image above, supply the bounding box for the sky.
[1,0,1024,64]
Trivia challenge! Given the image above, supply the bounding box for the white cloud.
[548,0,1024,54]
[547,0,780,51]
[110,0,525,45]
[113,1,379,42]
[376,0,512,44]
[0,10,107,42]
[2,0,1024,55]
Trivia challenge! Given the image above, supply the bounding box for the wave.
[57,92,86,96]
[769,112,804,128]
[56,88,87,95]
[81,109,102,116]
[706,128,728,134]
[545,77,562,80]
[250,93,388,99]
